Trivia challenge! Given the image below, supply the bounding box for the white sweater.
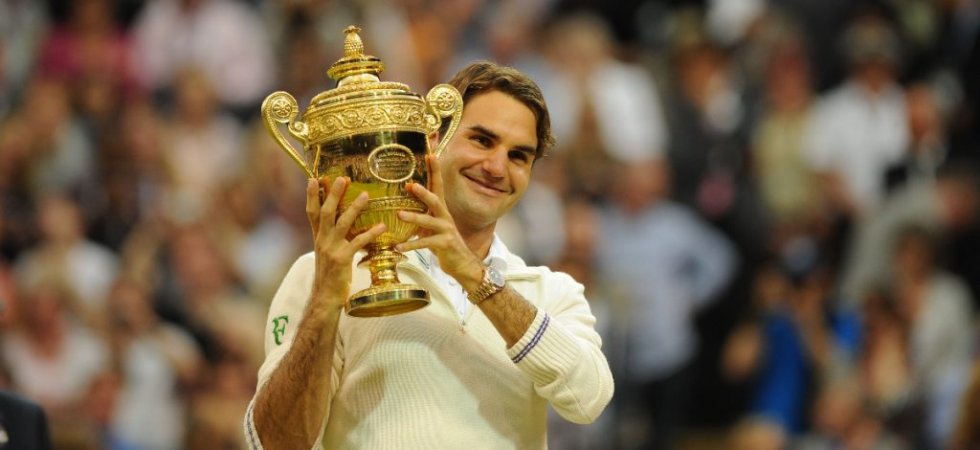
[244,244,614,449]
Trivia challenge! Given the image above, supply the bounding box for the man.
[0,390,52,450]
[244,61,614,449]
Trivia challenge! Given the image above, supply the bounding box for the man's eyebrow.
[468,125,500,142]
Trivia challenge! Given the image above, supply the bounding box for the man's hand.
[395,154,484,289]
[306,177,387,307]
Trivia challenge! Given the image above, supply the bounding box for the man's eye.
[471,136,491,147]
[509,151,531,164]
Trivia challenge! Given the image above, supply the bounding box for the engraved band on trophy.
[261,26,463,317]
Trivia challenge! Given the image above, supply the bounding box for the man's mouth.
[464,174,507,195]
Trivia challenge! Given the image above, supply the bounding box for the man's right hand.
[252,177,385,449]
[305,177,387,309]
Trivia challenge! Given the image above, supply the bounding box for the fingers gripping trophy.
[261,26,463,317]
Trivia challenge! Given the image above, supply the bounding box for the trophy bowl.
[261,26,463,317]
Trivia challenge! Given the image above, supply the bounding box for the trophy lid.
[292,25,453,145]
[327,26,385,84]
[309,25,414,108]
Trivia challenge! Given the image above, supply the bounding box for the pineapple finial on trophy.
[327,25,384,84]
[343,25,363,58]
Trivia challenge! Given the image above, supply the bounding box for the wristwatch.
[467,265,505,305]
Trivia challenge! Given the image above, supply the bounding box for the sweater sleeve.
[243,253,344,450]
[506,271,614,424]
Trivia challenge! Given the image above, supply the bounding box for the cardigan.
[244,241,613,449]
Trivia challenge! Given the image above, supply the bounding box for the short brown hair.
[445,61,556,159]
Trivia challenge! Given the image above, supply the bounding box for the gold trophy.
[261,26,463,317]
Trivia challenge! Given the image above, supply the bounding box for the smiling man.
[245,61,614,450]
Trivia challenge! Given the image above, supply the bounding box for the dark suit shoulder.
[0,389,52,450]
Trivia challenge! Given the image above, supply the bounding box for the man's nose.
[481,147,507,177]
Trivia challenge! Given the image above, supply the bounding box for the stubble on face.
[439,91,538,235]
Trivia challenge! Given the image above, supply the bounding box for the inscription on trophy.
[368,144,416,183]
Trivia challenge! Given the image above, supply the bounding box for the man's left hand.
[395,154,484,289]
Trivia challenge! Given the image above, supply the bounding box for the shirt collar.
[414,234,509,274]
[486,234,508,272]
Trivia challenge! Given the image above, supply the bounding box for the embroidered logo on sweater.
[272,315,289,345]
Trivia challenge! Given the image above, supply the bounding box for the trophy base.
[347,284,429,317]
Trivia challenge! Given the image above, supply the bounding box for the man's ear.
[427,131,440,150]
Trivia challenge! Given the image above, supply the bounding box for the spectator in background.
[160,68,244,223]
[0,215,16,328]
[750,31,822,228]
[35,0,139,97]
[188,355,255,450]
[597,158,736,449]
[238,119,309,235]
[0,115,36,260]
[664,14,746,217]
[17,77,96,196]
[269,12,333,111]
[157,224,264,368]
[663,11,770,268]
[546,198,617,450]
[792,376,910,450]
[883,82,950,194]
[80,370,141,450]
[210,176,301,303]
[14,193,118,327]
[449,0,553,73]
[728,259,861,436]
[729,416,786,450]
[951,361,980,450]
[840,164,979,306]
[537,12,668,200]
[105,279,203,450]
[0,276,108,444]
[802,13,909,218]
[890,225,974,448]
[130,0,274,116]
[0,0,48,116]
[858,287,927,447]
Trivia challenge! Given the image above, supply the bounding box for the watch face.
[488,266,505,288]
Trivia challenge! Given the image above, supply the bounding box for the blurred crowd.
[0,0,979,449]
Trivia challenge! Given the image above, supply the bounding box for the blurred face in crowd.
[23,78,70,133]
[894,231,934,281]
[170,226,231,295]
[38,195,84,244]
[609,159,670,215]
[72,0,112,33]
[440,90,536,234]
[21,285,66,334]
[676,44,729,111]
[729,419,785,450]
[108,281,156,334]
[906,84,941,144]
[174,69,218,126]
[938,177,979,230]
[765,40,811,113]
[812,379,863,436]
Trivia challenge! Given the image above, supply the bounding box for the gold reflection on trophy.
[261,25,463,317]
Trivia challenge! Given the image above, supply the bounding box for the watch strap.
[467,266,504,305]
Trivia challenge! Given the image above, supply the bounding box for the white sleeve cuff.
[243,400,265,450]
[506,311,581,385]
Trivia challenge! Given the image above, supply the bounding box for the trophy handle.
[261,91,314,178]
[424,84,463,158]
